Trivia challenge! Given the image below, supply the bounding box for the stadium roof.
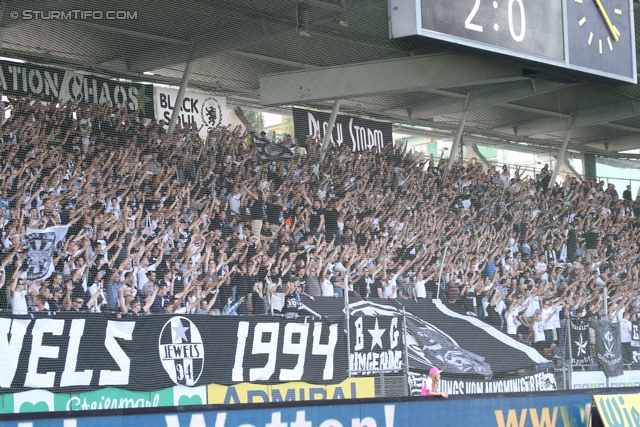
[3,0,640,159]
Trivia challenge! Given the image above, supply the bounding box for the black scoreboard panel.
[389,0,637,84]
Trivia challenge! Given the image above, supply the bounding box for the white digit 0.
[508,0,525,42]
[465,0,484,32]
[279,323,309,381]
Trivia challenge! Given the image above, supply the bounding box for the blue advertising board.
[1,389,638,427]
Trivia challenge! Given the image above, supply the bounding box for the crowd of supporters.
[1,95,640,358]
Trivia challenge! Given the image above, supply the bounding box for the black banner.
[0,60,155,118]
[630,321,640,368]
[292,107,393,153]
[0,314,345,393]
[631,321,640,348]
[570,319,593,366]
[305,298,544,375]
[594,319,623,377]
[349,316,405,374]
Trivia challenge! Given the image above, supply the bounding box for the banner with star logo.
[0,59,155,118]
[349,315,406,375]
[570,318,593,366]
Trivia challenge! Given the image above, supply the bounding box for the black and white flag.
[631,321,640,349]
[570,319,593,366]
[594,319,623,377]
[26,226,68,281]
[630,321,640,368]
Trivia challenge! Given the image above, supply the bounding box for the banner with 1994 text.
[0,313,345,394]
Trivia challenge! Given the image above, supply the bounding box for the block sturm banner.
[0,59,155,118]
[153,86,227,137]
[292,107,393,154]
[0,314,346,394]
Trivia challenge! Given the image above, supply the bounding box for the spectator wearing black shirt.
[243,183,266,237]
[47,286,63,312]
[266,195,286,234]
[323,200,341,246]
[584,226,600,263]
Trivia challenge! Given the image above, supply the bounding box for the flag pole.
[566,315,573,389]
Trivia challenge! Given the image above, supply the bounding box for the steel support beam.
[168,43,194,135]
[597,157,640,170]
[387,79,568,119]
[549,129,572,189]
[72,21,190,46]
[471,144,493,169]
[126,0,385,73]
[564,159,583,181]
[0,1,6,49]
[260,54,524,105]
[392,125,452,140]
[295,0,344,11]
[230,51,318,69]
[0,47,258,97]
[447,111,468,170]
[497,100,640,137]
[588,134,640,152]
[320,100,341,161]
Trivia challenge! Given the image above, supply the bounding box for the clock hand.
[593,0,620,42]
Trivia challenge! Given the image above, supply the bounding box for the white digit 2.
[465,0,484,32]
[508,0,525,42]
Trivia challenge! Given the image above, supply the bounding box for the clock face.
[567,0,635,79]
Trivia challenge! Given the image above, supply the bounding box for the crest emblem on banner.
[201,97,223,128]
[159,317,204,386]
[26,231,56,280]
[604,330,615,358]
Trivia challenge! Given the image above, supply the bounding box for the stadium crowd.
[1,95,640,359]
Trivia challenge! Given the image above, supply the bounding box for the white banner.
[409,371,556,396]
[153,86,227,138]
[26,226,69,281]
[572,371,640,389]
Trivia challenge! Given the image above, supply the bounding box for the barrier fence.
[2,388,639,427]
